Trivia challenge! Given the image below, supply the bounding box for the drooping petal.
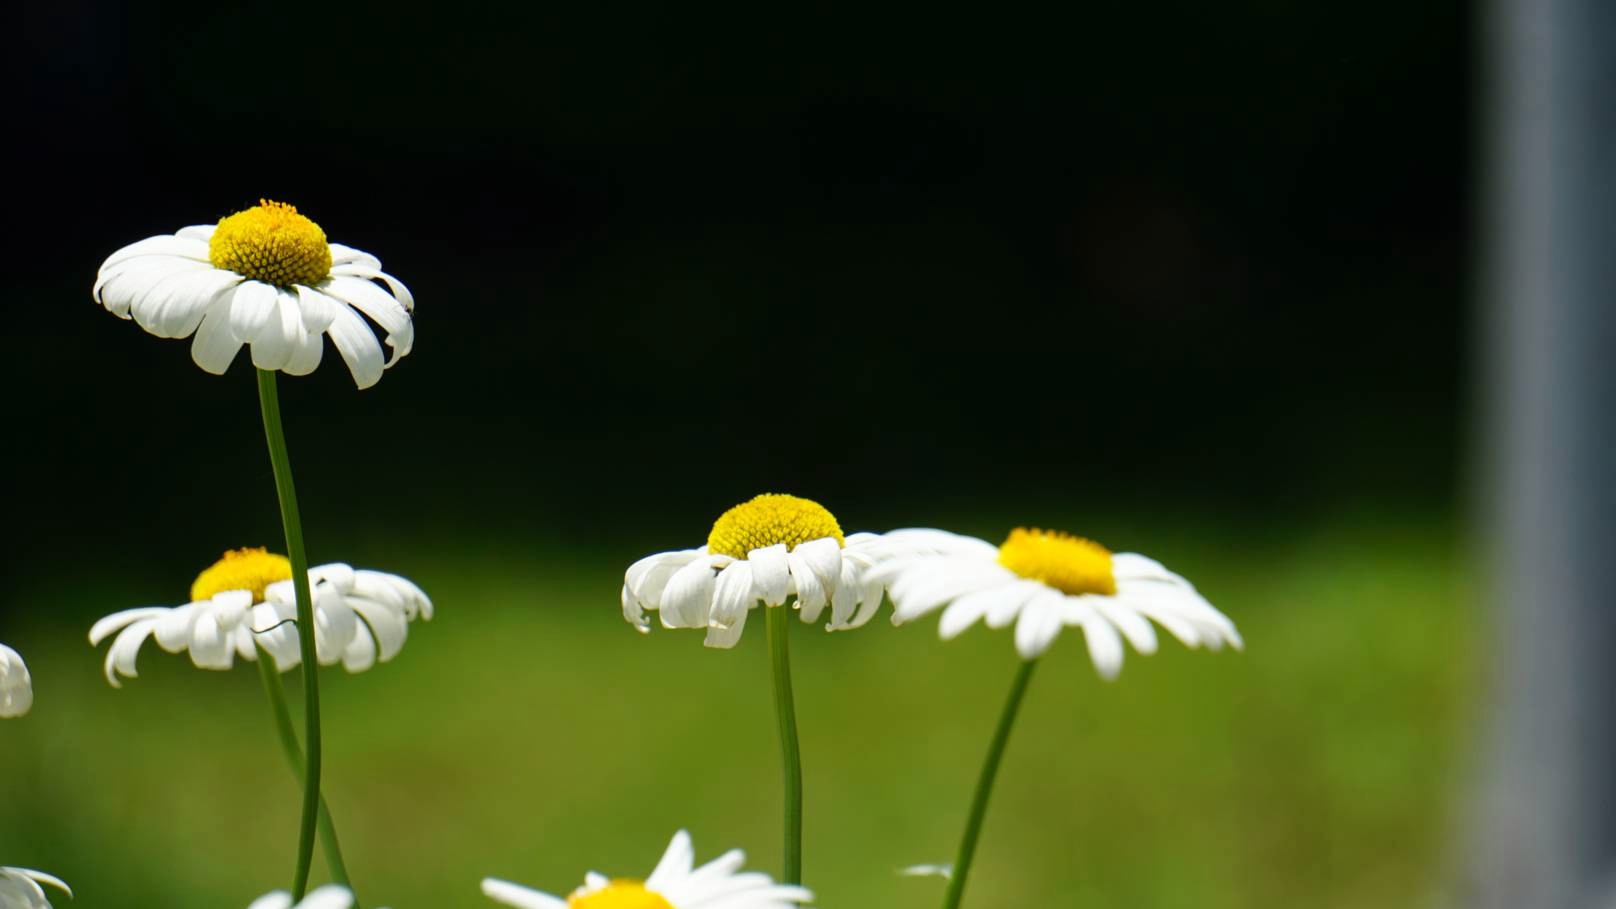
[703,605,750,648]
[190,297,244,374]
[708,560,756,628]
[321,275,414,362]
[324,304,385,389]
[228,281,280,341]
[660,557,720,628]
[747,544,791,606]
[1013,593,1065,659]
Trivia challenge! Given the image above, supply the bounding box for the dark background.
[14,0,1465,581]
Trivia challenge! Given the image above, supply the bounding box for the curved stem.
[941,658,1038,909]
[765,604,803,885]
[256,369,322,900]
[254,646,359,906]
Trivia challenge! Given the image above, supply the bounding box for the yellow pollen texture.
[208,199,333,287]
[190,547,293,604]
[568,881,675,909]
[997,528,1117,596]
[706,493,845,560]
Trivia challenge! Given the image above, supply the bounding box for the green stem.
[941,659,1039,909]
[254,646,359,906]
[765,604,803,885]
[256,369,322,901]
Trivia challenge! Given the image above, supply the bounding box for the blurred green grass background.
[0,513,1475,908]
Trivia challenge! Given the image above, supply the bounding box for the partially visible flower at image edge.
[0,644,33,718]
[248,884,387,909]
[93,199,414,389]
[89,547,432,686]
[871,527,1241,678]
[622,493,977,647]
[482,829,813,909]
[0,867,71,909]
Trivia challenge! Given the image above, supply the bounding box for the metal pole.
[1464,0,1616,906]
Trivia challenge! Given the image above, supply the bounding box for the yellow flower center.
[208,199,333,287]
[568,880,675,909]
[190,547,293,604]
[706,493,845,559]
[997,528,1117,596]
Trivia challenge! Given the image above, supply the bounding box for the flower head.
[483,830,812,909]
[872,528,1241,678]
[93,200,414,389]
[89,548,432,686]
[0,867,70,909]
[0,645,32,718]
[622,493,973,648]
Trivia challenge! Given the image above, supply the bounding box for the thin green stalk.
[765,604,803,885]
[254,646,358,906]
[256,369,322,900]
[941,658,1039,909]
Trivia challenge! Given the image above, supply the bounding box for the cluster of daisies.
[0,201,1240,908]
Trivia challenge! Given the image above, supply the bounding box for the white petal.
[1014,595,1065,658]
[788,550,827,623]
[248,290,307,371]
[709,561,756,628]
[983,579,1047,629]
[341,621,378,673]
[130,264,237,338]
[229,281,280,341]
[480,880,567,909]
[98,234,210,271]
[283,324,324,376]
[1065,598,1126,679]
[188,610,232,669]
[153,604,202,651]
[88,607,171,646]
[322,276,414,362]
[299,884,355,909]
[325,304,385,389]
[327,243,380,270]
[350,597,409,663]
[104,619,160,686]
[294,284,343,333]
[703,606,750,648]
[622,584,649,632]
[661,557,719,628]
[794,537,843,600]
[747,544,791,606]
[646,830,695,888]
[190,298,243,374]
[1089,598,1158,654]
[98,256,201,319]
[936,582,1018,639]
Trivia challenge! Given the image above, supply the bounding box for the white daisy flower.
[0,867,70,909]
[89,547,432,687]
[93,199,413,389]
[0,645,32,718]
[483,829,813,909]
[622,493,974,648]
[247,884,385,909]
[873,527,1241,678]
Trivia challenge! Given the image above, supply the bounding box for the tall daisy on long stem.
[93,200,416,900]
[871,527,1241,909]
[89,547,431,906]
[622,494,972,884]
